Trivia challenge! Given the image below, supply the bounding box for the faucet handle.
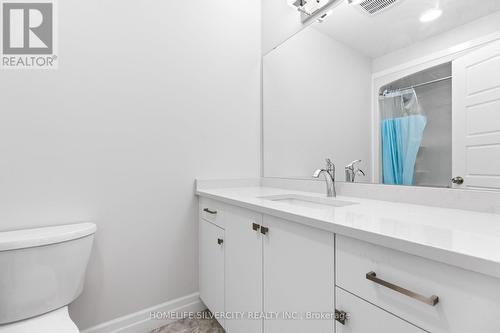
[346,160,362,170]
[325,159,336,175]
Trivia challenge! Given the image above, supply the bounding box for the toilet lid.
[0,223,96,251]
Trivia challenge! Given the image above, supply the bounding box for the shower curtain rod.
[381,75,452,96]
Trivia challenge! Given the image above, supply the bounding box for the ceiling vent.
[357,0,399,15]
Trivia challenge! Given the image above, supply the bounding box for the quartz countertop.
[196,185,500,279]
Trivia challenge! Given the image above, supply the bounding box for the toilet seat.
[0,307,79,333]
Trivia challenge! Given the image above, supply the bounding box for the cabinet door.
[263,216,335,333]
[199,219,225,327]
[336,288,425,333]
[225,207,263,333]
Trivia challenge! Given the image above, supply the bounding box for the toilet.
[0,223,96,332]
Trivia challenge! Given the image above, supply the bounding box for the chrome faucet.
[345,160,365,183]
[313,158,336,197]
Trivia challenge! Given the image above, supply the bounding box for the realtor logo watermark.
[1,0,57,69]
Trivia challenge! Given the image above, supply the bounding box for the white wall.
[263,26,372,179]
[0,0,261,330]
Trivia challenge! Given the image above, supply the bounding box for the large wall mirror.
[263,0,500,191]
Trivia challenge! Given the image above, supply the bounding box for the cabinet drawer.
[336,287,425,333]
[336,235,500,333]
[199,197,224,228]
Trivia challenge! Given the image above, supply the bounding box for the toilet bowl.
[0,223,96,332]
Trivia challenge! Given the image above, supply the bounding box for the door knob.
[451,176,464,185]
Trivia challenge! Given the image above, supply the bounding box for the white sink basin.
[260,194,357,209]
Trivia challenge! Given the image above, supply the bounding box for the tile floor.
[150,312,224,333]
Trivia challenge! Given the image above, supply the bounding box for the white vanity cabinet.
[199,198,335,333]
[199,194,500,333]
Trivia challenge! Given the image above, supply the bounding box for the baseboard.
[80,293,206,333]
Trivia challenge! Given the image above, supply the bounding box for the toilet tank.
[0,223,96,324]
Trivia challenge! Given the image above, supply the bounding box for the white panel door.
[199,219,225,327]
[453,40,500,190]
[224,207,263,333]
[263,216,335,333]
[335,288,426,333]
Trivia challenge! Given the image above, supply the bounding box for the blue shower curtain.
[382,114,427,185]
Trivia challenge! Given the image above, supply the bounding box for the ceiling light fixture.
[419,8,443,23]
[347,0,365,5]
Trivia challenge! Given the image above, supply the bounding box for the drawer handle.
[203,208,217,215]
[366,271,439,306]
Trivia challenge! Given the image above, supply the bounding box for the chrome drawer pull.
[366,271,439,306]
[203,208,217,215]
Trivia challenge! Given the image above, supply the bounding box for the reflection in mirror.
[379,63,452,188]
[263,0,500,191]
